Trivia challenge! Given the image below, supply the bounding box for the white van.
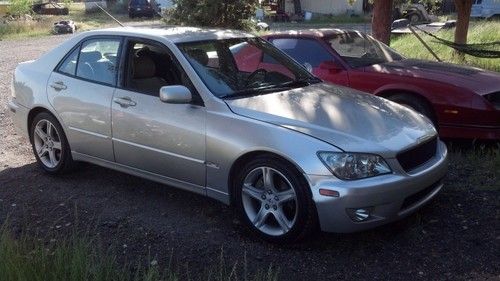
[471,0,500,18]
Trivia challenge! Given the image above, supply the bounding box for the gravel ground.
[0,35,499,281]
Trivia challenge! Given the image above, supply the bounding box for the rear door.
[47,37,122,161]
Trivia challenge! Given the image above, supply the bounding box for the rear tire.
[30,112,74,174]
[234,155,317,244]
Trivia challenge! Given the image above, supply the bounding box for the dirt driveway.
[0,35,499,281]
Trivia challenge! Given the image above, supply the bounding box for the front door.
[47,37,122,161]
[111,38,206,188]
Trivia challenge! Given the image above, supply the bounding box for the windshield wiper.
[220,77,321,100]
[277,77,321,87]
[220,84,286,99]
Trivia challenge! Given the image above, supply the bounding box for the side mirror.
[159,85,192,104]
[318,61,343,73]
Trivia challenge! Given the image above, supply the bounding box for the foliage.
[0,221,279,281]
[164,0,258,31]
[391,22,500,72]
[393,0,444,14]
[62,0,73,8]
[8,0,33,16]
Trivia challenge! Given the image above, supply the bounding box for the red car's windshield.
[326,32,403,68]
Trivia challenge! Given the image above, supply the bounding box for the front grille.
[397,136,437,172]
[401,179,442,210]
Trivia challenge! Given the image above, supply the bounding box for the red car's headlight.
[484,91,500,110]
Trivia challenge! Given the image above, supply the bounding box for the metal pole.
[408,24,441,62]
[94,3,125,27]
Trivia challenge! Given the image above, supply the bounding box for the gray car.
[8,27,448,243]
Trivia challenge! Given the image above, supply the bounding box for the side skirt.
[72,151,231,204]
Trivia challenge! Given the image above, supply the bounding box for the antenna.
[94,3,125,27]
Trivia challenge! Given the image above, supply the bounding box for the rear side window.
[56,38,122,86]
[269,38,333,67]
[58,47,79,76]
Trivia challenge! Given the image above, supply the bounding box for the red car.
[261,29,500,140]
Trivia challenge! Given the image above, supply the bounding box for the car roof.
[81,26,255,43]
[265,28,364,38]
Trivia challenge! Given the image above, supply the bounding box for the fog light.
[347,208,372,222]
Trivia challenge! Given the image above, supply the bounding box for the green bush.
[8,0,33,16]
[164,0,258,31]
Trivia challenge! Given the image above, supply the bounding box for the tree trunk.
[454,0,473,45]
[293,0,301,14]
[372,0,394,45]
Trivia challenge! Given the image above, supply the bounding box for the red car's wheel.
[389,94,436,125]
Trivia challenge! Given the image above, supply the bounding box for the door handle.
[50,81,67,91]
[113,97,137,108]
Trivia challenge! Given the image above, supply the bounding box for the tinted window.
[57,47,79,76]
[130,0,147,5]
[270,38,333,67]
[327,32,403,68]
[76,39,121,86]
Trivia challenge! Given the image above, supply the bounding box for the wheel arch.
[27,107,67,143]
[375,88,438,124]
[227,150,309,206]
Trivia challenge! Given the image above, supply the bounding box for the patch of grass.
[0,19,54,39]
[0,221,279,281]
[0,2,149,40]
[391,22,500,72]
[446,143,500,191]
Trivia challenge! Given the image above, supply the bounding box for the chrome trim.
[112,137,205,164]
[68,126,110,139]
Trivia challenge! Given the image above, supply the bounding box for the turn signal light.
[319,189,339,197]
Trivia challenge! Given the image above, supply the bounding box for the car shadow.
[0,159,495,280]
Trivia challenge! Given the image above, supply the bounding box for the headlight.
[317,152,392,180]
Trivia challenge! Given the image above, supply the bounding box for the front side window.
[76,39,121,85]
[123,40,202,104]
[177,37,320,99]
[327,32,403,68]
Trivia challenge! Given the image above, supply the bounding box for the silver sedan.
[8,27,448,243]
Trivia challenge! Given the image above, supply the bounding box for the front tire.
[30,112,74,174]
[234,155,317,243]
[388,93,436,125]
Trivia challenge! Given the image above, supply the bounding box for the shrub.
[164,0,258,31]
[8,0,33,16]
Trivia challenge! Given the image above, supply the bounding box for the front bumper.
[439,124,500,140]
[308,140,448,233]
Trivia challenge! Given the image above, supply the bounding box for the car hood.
[225,83,437,156]
[367,59,500,96]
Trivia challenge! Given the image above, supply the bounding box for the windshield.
[177,37,320,99]
[326,32,404,68]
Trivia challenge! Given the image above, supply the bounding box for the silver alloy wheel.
[241,166,298,236]
[33,119,62,168]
